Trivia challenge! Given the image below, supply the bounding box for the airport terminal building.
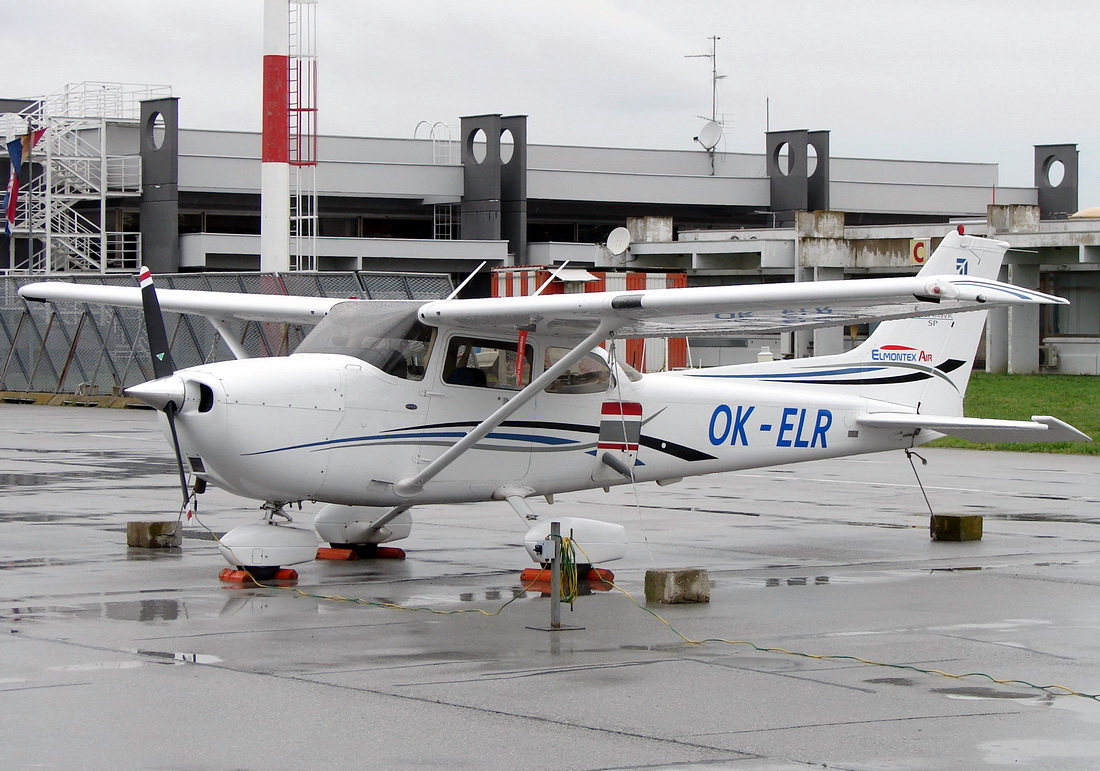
[1,83,1097,394]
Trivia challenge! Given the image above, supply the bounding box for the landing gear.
[313,504,413,558]
[217,501,319,577]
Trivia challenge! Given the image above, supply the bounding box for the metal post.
[549,521,562,629]
[528,520,583,633]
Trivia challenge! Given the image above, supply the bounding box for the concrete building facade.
[1,84,1097,376]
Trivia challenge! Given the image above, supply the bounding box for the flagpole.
[27,123,34,271]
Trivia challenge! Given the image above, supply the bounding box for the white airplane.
[18,230,1091,577]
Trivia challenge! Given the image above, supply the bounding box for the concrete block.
[127,521,183,548]
[930,514,983,542]
[645,568,710,604]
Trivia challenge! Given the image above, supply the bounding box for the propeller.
[128,266,191,510]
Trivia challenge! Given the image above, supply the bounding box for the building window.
[1050,272,1100,336]
[205,214,261,235]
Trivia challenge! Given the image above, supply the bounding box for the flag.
[2,128,46,236]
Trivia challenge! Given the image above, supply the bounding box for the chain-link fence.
[0,272,452,394]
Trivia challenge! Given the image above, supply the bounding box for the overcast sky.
[8,0,1098,207]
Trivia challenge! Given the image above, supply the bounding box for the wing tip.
[1032,416,1093,443]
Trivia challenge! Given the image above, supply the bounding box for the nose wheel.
[217,501,319,580]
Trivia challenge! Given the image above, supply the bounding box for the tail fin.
[703,231,1009,415]
[849,230,1009,413]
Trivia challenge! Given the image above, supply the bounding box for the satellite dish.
[606,227,631,256]
[697,120,722,150]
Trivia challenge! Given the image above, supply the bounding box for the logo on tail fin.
[871,345,932,363]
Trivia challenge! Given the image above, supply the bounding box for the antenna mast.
[685,35,725,122]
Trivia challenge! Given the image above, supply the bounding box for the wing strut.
[393,320,617,497]
[363,504,412,539]
[210,317,250,360]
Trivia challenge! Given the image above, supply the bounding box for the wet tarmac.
[2,404,1099,769]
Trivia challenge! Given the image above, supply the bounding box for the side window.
[544,348,611,394]
[359,326,435,381]
[442,336,533,390]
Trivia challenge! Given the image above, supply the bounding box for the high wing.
[417,273,1066,339]
[17,281,339,325]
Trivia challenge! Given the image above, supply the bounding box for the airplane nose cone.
[125,375,187,411]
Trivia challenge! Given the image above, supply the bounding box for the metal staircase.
[1,82,169,273]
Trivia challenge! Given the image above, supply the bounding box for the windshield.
[296,300,435,380]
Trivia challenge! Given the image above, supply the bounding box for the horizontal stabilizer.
[857,413,1092,443]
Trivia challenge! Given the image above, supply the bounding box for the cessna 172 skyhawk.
[18,230,1091,575]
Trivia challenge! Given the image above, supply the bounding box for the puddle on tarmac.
[51,661,149,672]
[866,677,918,687]
[3,598,208,624]
[984,512,1100,525]
[764,576,831,587]
[0,474,50,487]
[0,454,179,491]
[220,594,320,617]
[935,685,1052,702]
[0,556,91,569]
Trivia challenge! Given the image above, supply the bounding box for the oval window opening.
[469,128,487,164]
[774,142,791,176]
[149,111,166,150]
[1046,158,1065,188]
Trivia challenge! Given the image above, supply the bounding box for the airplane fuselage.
[165,350,920,508]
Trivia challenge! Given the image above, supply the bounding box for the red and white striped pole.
[261,0,290,272]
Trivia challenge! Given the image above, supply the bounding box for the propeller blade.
[164,400,191,507]
[137,266,176,379]
[135,266,189,509]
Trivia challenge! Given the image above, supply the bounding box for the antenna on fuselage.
[532,261,573,297]
[446,260,487,300]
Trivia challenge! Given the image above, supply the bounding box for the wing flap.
[857,413,1092,443]
[18,282,339,324]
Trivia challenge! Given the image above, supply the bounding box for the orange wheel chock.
[218,568,298,583]
[316,547,359,561]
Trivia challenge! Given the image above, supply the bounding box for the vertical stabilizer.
[686,231,1012,415]
[852,231,1009,413]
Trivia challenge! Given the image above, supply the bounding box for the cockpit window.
[544,348,611,394]
[442,336,533,390]
[296,300,435,380]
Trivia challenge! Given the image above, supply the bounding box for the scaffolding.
[288,0,319,271]
[1,82,171,274]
